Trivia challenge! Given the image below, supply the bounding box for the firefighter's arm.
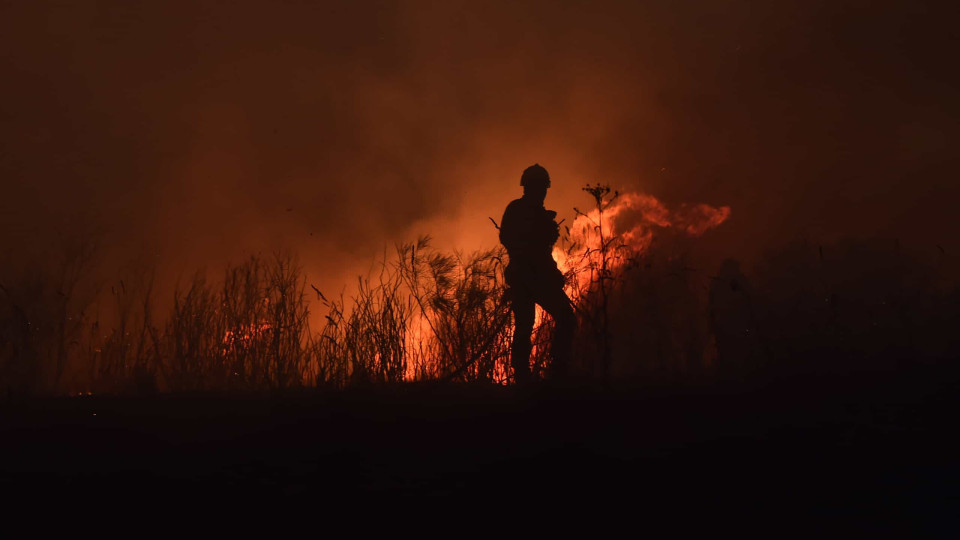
[499,206,519,249]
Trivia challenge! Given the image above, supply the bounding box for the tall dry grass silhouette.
[397,236,513,382]
[2,185,958,396]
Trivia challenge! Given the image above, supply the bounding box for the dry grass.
[3,192,958,396]
[397,236,513,382]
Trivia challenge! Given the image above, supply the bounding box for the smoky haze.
[2,1,957,295]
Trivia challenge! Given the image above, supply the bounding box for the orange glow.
[405,312,429,380]
[222,322,273,354]
[554,190,731,295]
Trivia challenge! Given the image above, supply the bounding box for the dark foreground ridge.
[2,362,958,529]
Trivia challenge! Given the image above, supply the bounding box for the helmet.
[520,164,550,188]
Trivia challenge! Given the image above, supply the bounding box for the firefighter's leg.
[510,294,535,384]
[539,287,576,380]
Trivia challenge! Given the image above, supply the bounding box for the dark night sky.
[1,1,957,293]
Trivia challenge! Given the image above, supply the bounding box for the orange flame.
[553,191,731,294]
[222,322,273,355]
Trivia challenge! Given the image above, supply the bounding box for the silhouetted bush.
[566,229,716,381]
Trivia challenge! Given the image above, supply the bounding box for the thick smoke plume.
[1,0,956,301]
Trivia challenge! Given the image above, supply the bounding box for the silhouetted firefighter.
[500,164,576,383]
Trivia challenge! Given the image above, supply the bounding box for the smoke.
[1,0,957,300]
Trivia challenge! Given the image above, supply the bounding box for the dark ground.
[2,362,957,531]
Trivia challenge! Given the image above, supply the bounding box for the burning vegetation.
[1,184,957,397]
[554,185,731,297]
